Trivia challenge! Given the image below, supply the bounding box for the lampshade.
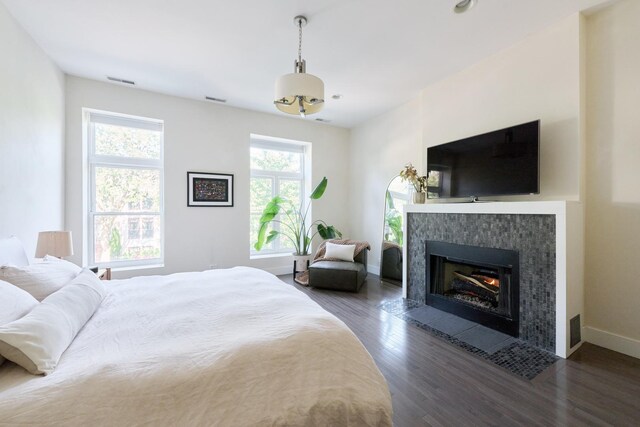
[35,231,74,258]
[274,72,325,115]
[273,15,325,117]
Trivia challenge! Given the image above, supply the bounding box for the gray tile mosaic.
[406,212,556,351]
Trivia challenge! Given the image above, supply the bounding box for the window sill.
[109,263,165,272]
[250,252,293,260]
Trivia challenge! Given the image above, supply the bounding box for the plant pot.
[293,253,313,274]
[413,192,426,204]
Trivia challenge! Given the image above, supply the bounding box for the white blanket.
[0,267,392,426]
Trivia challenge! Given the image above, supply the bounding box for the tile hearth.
[379,299,558,380]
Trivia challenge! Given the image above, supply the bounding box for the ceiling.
[2,0,611,128]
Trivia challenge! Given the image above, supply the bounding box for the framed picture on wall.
[187,172,234,207]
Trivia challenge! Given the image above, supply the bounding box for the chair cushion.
[311,260,365,273]
[309,260,367,292]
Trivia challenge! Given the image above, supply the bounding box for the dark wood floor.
[279,274,640,427]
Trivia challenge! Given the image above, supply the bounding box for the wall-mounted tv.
[426,120,540,200]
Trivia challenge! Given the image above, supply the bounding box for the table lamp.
[35,231,74,259]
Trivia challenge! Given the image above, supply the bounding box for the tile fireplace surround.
[403,201,584,358]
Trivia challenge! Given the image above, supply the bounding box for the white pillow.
[324,242,356,262]
[0,236,29,267]
[0,258,82,301]
[0,269,106,375]
[0,280,38,366]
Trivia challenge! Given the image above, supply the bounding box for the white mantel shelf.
[404,200,576,215]
[402,200,585,358]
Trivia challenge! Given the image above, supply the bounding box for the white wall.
[584,0,640,358]
[65,76,350,278]
[420,14,584,202]
[0,3,65,257]
[350,15,584,270]
[348,98,422,272]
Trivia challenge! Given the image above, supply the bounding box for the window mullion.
[273,175,280,252]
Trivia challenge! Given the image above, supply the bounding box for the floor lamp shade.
[35,231,74,258]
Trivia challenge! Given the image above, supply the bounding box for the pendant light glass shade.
[274,16,324,117]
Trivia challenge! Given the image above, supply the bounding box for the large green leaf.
[265,230,279,245]
[317,224,342,240]
[258,196,284,224]
[309,177,328,200]
[255,196,287,250]
[254,222,269,251]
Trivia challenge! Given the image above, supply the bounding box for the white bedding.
[0,267,392,426]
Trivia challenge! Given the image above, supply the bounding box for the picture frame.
[187,172,234,207]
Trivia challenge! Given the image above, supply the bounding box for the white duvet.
[0,267,392,426]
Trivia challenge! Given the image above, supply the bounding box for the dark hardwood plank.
[279,274,640,426]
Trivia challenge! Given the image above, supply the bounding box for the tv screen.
[426,120,540,200]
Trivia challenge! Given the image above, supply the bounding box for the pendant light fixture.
[274,15,324,117]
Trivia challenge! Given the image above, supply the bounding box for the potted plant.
[254,177,342,271]
[400,163,428,204]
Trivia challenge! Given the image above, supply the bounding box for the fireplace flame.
[470,273,500,288]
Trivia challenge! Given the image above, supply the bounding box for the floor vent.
[570,314,581,348]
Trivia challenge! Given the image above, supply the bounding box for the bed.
[0,264,393,426]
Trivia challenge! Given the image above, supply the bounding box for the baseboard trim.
[584,326,640,359]
[367,263,380,275]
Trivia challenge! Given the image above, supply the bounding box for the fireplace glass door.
[426,241,520,336]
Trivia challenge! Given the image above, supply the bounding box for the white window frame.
[250,134,311,258]
[84,109,165,269]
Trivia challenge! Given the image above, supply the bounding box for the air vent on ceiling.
[107,76,135,85]
[315,118,331,123]
[205,96,227,103]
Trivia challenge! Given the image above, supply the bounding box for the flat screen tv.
[426,120,540,200]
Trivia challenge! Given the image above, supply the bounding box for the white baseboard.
[367,263,380,275]
[584,326,640,359]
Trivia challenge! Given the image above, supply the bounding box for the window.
[86,110,164,268]
[250,136,310,256]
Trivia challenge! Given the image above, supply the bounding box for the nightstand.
[97,267,111,281]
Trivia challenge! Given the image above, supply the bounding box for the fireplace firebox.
[426,241,519,337]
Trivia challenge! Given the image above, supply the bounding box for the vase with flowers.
[400,163,428,204]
